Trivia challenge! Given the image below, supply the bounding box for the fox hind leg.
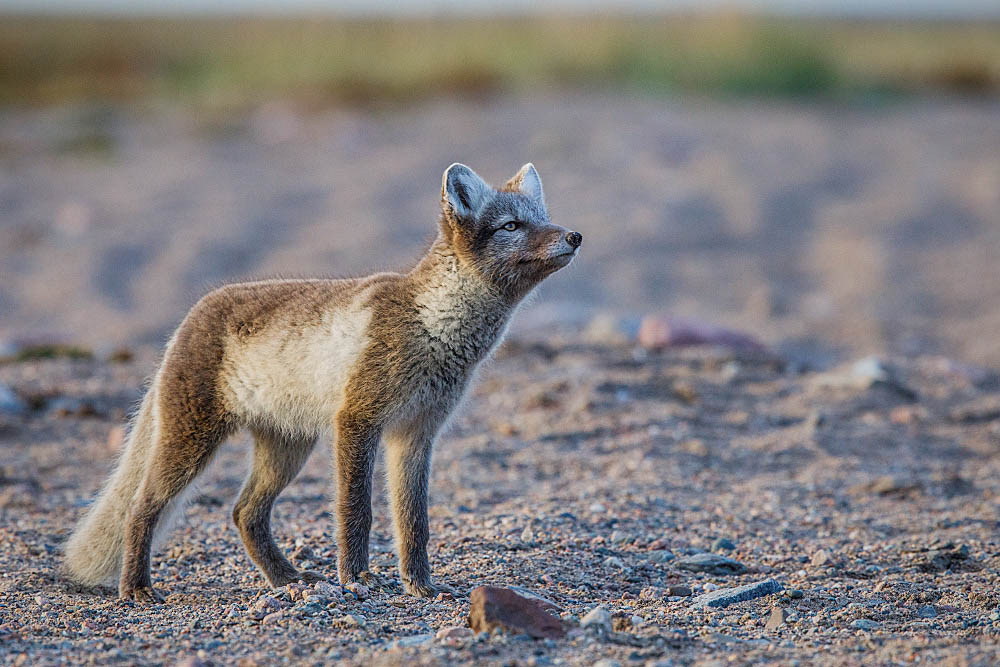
[233,428,321,587]
[119,426,228,603]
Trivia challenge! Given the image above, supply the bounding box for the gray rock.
[676,552,748,575]
[580,605,612,631]
[810,549,830,567]
[851,619,881,631]
[691,579,783,609]
[917,605,937,618]
[765,606,789,631]
[646,549,675,563]
[712,537,736,552]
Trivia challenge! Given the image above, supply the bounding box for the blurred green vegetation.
[1,13,998,108]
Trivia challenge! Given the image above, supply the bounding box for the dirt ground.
[1,339,1000,665]
[2,94,1000,665]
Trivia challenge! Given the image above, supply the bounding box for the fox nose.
[565,231,583,248]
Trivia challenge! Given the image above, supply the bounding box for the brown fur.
[63,163,581,602]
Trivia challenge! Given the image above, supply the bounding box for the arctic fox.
[64,162,582,602]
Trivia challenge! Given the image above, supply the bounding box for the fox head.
[439,162,582,299]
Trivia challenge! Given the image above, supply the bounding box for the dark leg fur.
[333,414,380,586]
[233,428,323,587]
[119,430,225,603]
[385,420,438,597]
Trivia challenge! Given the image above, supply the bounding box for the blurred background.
[1,0,999,367]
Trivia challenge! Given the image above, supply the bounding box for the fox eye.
[502,221,519,232]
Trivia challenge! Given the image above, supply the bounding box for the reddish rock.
[467,586,565,639]
[638,315,765,352]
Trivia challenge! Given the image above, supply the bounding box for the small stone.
[851,619,881,631]
[646,549,675,563]
[604,556,626,569]
[766,607,789,631]
[466,586,565,639]
[712,537,736,552]
[338,613,365,627]
[639,586,664,600]
[811,549,830,567]
[668,585,693,597]
[588,502,607,514]
[520,527,534,542]
[344,582,369,600]
[436,626,474,644]
[261,610,285,625]
[691,579,784,609]
[785,589,804,599]
[392,633,432,648]
[921,545,973,572]
[580,605,612,631]
[249,595,286,621]
[286,583,307,601]
[610,530,629,544]
[917,605,937,618]
[312,581,340,597]
[675,552,748,576]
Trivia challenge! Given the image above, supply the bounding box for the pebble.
[811,549,830,567]
[261,610,286,625]
[712,537,736,552]
[766,607,790,631]
[675,552,748,575]
[588,503,607,514]
[580,606,612,631]
[917,605,937,618]
[338,614,366,628]
[344,582,369,600]
[646,550,675,563]
[851,619,881,631]
[604,555,626,569]
[691,579,784,609]
[249,596,286,621]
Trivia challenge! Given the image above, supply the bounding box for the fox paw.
[404,578,460,598]
[297,570,327,584]
[120,586,164,604]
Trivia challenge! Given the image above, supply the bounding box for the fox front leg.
[333,414,380,587]
[384,415,451,597]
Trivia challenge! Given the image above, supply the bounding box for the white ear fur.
[512,163,544,205]
[442,163,493,219]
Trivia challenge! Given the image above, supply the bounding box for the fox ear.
[505,163,545,206]
[442,163,492,220]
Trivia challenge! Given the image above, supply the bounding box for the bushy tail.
[63,388,158,586]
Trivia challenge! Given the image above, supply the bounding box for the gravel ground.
[2,336,1000,665]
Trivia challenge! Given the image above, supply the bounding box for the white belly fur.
[220,295,373,437]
